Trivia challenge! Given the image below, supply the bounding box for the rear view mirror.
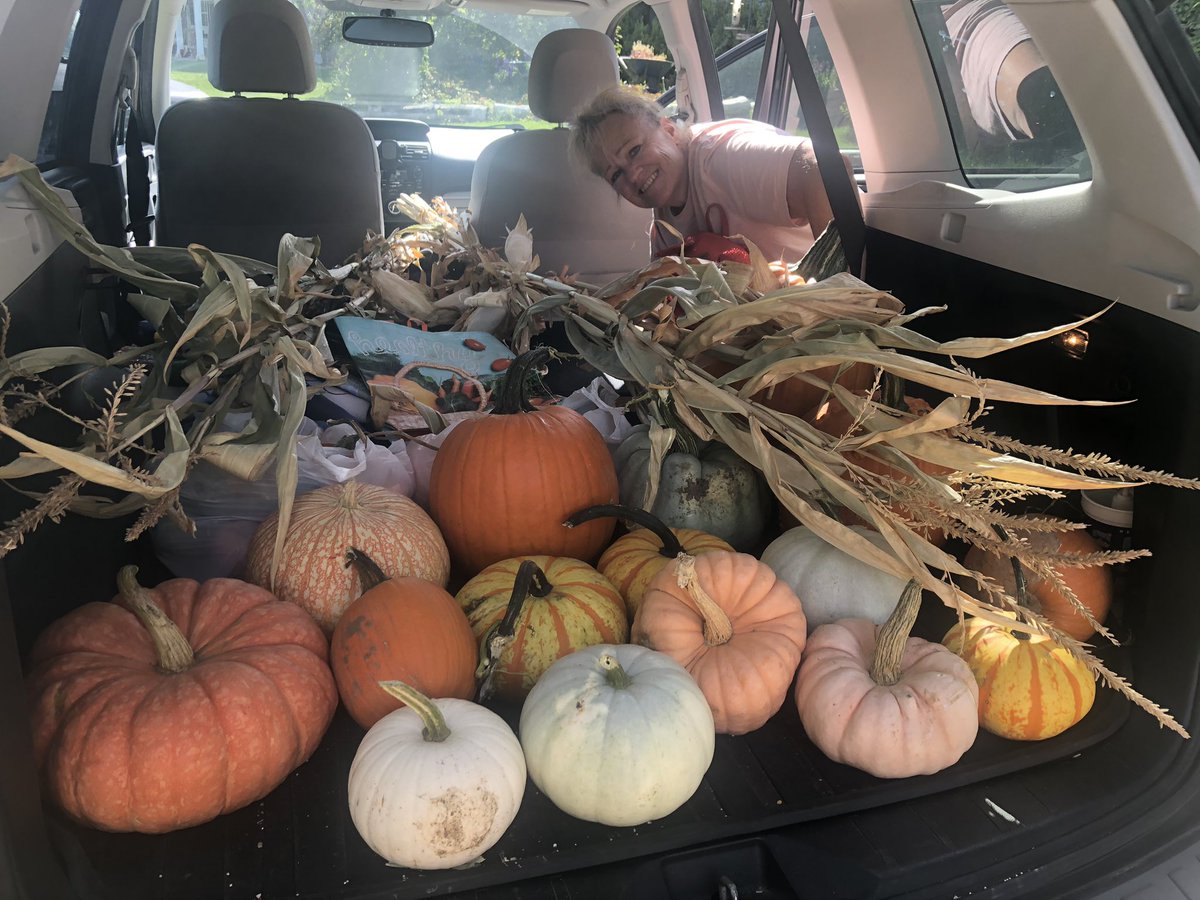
[342,16,435,48]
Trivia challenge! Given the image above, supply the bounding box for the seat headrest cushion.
[208,0,317,94]
[528,29,620,124]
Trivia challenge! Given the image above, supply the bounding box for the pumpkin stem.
[869,580,923,685]
[597,651,633,690]
[492,347,550,415]
[992,524,1037,640]
[476,559,549,701]
[345,548,388,593]
[377,680,451,742]
[115,565,195,674]
[564,504,684,559]
[674,554,733,646]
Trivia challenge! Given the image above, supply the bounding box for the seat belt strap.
[125,107,153,246]
[768,0,866,277]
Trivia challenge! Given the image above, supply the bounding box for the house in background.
[174,0,215,60]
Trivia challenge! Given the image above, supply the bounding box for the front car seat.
[156,0,383,265]
[468,29,652,286]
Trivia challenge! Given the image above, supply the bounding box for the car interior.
[4,0,1200,898]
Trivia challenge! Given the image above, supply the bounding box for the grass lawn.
[171,59,334,100]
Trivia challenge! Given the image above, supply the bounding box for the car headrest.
[528,29,620,124]
[207,0,316,95]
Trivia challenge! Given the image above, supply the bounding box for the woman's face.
[592,113,687,210]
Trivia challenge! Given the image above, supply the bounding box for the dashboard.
[365,119,516,227]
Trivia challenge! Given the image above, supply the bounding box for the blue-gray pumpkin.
[612,425,772,552]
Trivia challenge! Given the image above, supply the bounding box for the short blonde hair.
[570,86,672,178]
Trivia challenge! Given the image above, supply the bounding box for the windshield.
[169,2,581,127]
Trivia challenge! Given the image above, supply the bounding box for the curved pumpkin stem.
[869,580,922,686]
[675,554,733,646]
[564,504,685,559]
[378,680,451,742]
[345,547,389,593]
[492,346,550,415]
[116,565,195,674]
[597,651,633,690]
[476,559,552,702]
[992,524,1037,641]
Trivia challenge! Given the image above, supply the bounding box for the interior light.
[1057,328,1088,359]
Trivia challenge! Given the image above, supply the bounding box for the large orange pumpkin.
[245,481,450,634]
[701,352,876,420]
[25,567,337,833]
[632,551,808,735]
[963,529,1112,641]
[800,393,953,544]
[330,549,477,729]
[567,504,734,618]
[456,555,628,702]
[429,347,619,576]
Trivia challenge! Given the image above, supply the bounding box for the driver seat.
[156,0,383,265]
[468,29,652,285]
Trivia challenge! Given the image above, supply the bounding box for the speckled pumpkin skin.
[597,526,734,618]
[26,577,337,833]
[943,617,1096,741]
[456,556,628,701]
[245,481,450,634]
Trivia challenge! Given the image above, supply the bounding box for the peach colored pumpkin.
[632,551,807,735]
[795,582,979,777]
[245,481,450,634]
[26,567,337,833]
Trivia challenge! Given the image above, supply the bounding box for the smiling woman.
[570,85,848,262]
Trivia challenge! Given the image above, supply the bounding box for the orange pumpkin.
[456,555,628,702]
[245,481,450,634]
[26,567,337,833]
[800,393,953,544]
[701,352,876,420]
[567,504,734,618]
[632,551,808,735]
[963,529,1112,641]
[331,550,478,729]
[429,347,619,576]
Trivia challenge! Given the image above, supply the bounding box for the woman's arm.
[785,141,855,235]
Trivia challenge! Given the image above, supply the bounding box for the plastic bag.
[152,418,415,581]
[560,376,636,450]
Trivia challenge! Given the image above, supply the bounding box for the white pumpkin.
[348,681,526,870]
[519,643,715,827]
[760,526,908,631]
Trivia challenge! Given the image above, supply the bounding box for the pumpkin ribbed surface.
[456,556,628,701]
[331,577,478,730]
[245,481,450,634]
[944,618,1096,741]
[633,552,807,735]
[598,527,734,618]
[26,577,337,833]
[429,406,618,576]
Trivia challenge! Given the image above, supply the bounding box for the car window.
[168,0,580,128]
[715,32,764,119]
[780,16,859,159]
[36,9,81,163]
[912,0,1091,191]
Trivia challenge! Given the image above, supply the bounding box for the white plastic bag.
[152,418,415,581]
[560,376,635,450]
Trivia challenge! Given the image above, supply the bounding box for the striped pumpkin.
[456,555,628,702]
[245,481,451,634]
[943,616,1096,741]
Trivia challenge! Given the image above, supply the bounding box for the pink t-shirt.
[651,119,815,263]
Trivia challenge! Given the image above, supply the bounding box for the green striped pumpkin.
[943,616,1096,741]
[456,555,627,702]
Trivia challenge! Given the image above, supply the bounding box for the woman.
[569,86,849,263]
